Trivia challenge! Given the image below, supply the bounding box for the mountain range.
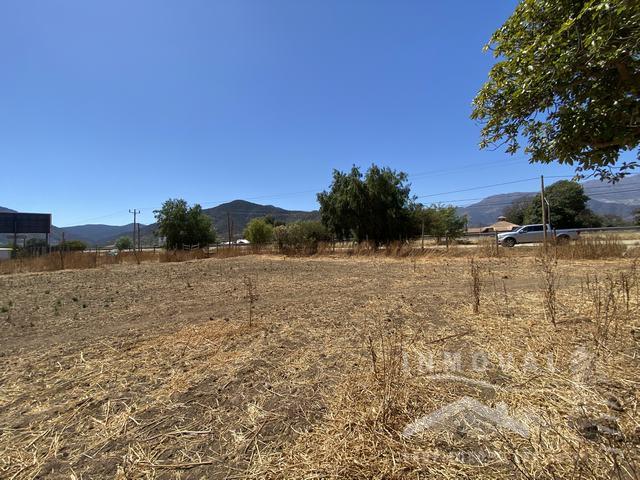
[458,174,640,226]
[1,200,319,246]
[2,175,639,245]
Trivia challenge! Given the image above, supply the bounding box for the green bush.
[59,240,87,251]
[274,221,330,253]
[115,236,134,251]
[244,218,274,244]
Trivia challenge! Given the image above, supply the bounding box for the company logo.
[403,395,529,439]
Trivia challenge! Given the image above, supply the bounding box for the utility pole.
[129,209,140,252]
[540,175,548,253]
[137,223,141,252]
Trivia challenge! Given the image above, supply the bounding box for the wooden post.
[541,175,548,253]
[227,212,232,248]
[495,231,499,256]
[421,218,425,251]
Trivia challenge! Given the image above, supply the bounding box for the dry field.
[1,253,639,479]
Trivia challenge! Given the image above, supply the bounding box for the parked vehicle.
[497,224,580,247]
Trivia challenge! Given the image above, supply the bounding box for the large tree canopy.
[505,180,601,228]
[472,0,640,181]
[416,204,468,245]
[154,199,216,249]
[317,165,415,244]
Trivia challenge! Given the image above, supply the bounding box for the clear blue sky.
[1,0,583,227]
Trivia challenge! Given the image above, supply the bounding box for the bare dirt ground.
[1,254,639,479]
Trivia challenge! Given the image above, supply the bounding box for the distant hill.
[99,200,319,246]
[582,174,640,205]
[58,223,141,246]
[0,206,17,213]
[458,174,640,227]
[456,192,534,227]
[202,200,319,240]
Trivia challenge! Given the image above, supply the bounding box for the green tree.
[634,209,640,225]
[115,236,133,251]
[243,218,274,244]
[25,238,47,249]
[472,1,640,181]
[263,215,286,227]
[154,199,216,249]
[317,165,415,245]
[523,180,601,228]
[421,205,468,245]
[503,196,533,225]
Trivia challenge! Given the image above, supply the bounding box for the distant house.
[467,216,520,234]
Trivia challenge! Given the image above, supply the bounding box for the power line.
[416,177,541,199]
[409,157,525,179]
[53,167,634,226]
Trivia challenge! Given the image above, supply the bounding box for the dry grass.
[0,248,256,275]
[553,235,628,260]
[1,254,639,479]
[469,258,482,314]
[539,254,559,326]
[4,233,634,277]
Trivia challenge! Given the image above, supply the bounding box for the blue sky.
[1,0,584,226]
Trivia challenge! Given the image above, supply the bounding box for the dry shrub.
[539,254,559,326]
[618,260,638,313]
[315,241,332,255]
[582,273,626,352]
[0,251,122,274]
[475,236,500,257]
[159,249,208,263]
[554,235,627,260]
[385,241,413,257]
[367,314,405,426]
[0,248,221,275]
[469,258,482,314]
[349,240,376,256]
[242,275,258,327]
[117,251,158,264]
[625,245,640,258]
[211,246,252,259]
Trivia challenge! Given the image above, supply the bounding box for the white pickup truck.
[497,224,580,247]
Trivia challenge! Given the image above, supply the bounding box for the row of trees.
[151,167,640,251]
[149,165,469,250]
